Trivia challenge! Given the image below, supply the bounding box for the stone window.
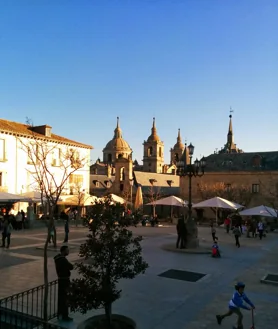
[0,139,5,161]
[175,153,179,162]
[159,147,162,157]
[252,155,261,167]
[95,181,99,187]
[252,184,260,193]
[108,154,112,163]
[148,147,153,156]
[0,172,2,186]
[120,167,125,181]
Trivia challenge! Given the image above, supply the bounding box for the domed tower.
[170,129,185,164]
[143,118,164,173]
[103,117,132,164]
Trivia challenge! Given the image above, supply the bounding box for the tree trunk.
[104,302,112,328]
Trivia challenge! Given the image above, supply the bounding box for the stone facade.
[180,171,278,207]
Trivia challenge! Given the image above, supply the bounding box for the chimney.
[31,125,52,137]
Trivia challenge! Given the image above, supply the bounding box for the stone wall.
[180,171,278,207]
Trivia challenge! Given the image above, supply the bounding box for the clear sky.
[0,0,277,164]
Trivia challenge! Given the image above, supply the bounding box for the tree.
[259,175,278,217]
[197,182,252,207]
[146,184,162,217]
[19,120,88,320]
[121,188,131,212]
[71,182,92,225]
[68,197,148,328]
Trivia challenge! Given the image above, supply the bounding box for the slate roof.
[90,174,115,196]
[204,151,278,172]
[0,119,92,149]
[133,171,180,195]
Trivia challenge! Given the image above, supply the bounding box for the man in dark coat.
[176,217,187,249]
[54,245,74,321]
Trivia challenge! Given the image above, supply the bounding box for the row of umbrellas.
[146,194,278,218]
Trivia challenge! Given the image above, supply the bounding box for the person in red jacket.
[224,217,231,233]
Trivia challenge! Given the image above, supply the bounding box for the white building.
[0,119,92,196]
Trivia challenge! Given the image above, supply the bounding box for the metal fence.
[0,306,64,329]
[0,280,58,321]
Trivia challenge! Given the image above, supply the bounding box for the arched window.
[148,147,153,156]
[175,153,179,161]
[120,167,125,181]
[108,154,112,163]
[159,147,162,157]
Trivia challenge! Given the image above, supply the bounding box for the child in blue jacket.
[216,282,255,329]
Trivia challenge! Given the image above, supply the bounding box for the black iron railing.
[0,306,64,329]
[0,280,58,321]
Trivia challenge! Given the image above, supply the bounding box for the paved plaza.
[0,224,278,329]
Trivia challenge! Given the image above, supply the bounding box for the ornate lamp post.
[177,143,206,248]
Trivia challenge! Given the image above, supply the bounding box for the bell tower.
[110,156,133,195]
[143,118,164,173]
[170,129,185,165]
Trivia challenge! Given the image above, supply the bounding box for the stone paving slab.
[1,226,278,329]
[0,251,36,269]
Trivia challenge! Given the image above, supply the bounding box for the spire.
[227,113,234,146]
[147,117,160,141]
[113,116,122,139]
[152,117,157,133]
[228,114,233,134]
[177,128,181,143]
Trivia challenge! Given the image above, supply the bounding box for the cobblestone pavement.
[1,225,277,329]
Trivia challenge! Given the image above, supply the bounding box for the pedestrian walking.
[54,246,74,322]
[176,217,186,249]
[257,220,264,240]
[60,211,69,243]
[211,224,216,241]
[224,217,231,233]
[216,282,255,329]
[233,225,241,248]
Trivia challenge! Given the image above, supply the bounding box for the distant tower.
[103,117,132,164]
[110,156,133,195]
[227,114,234,149]
[170,129,185,165]
[219,111,243,154]
[143,118,164,173]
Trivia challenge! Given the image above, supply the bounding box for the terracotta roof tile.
[0,119,92,149]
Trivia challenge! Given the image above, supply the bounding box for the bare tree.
[197,182,252,207]
[71,182,92,225]
[19,120,88,320]
[259,175,278,217]
[121,188,131,212]
[146,184,162,217]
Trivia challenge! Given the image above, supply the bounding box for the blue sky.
[0,0,277,164]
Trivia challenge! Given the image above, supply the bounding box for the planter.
[77,314,136,329]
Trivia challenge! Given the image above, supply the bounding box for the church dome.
[147,117,161,142]
[103,117,132,152]
[173,129,184,150]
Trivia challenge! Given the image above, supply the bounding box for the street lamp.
[177,143,206,220]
